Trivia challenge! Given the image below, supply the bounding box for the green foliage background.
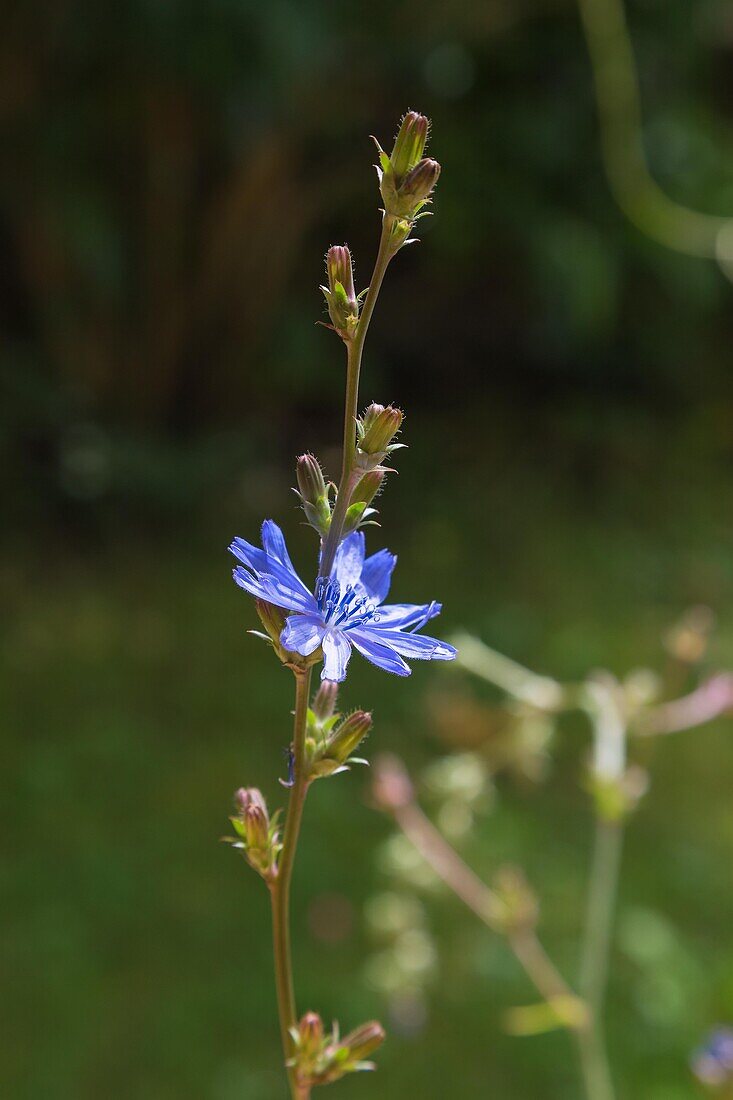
[3,0,733,1097]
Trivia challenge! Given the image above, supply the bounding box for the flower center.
[315,578,380,629]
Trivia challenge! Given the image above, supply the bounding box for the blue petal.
[280,614,325,657]
[365,627,456,661]
[229,525,315,609]
[321,629,353,682]
[376,601,442,629]
[232,567,316,614]
[360,549,397,603]
[232,565,272,602]
[332,532,365,588]
[350,630,411,676]
[261,520,296,571]
[229,536,271,575]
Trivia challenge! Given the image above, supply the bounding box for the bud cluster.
[355,402,404,473]
[225,788,281,882]
[373,111,441,248]
[289,1012,386,1088]
[305,681,373,780]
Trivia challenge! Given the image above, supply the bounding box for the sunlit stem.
[270,666,313,1100]
[318,216,397,579]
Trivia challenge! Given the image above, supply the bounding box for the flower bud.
[235,786,267,817]
[297,452,326,502]
[342,1021,386,1064]
[242,801,269,851]
[297,1011,324,1062]
[357,404,404,468]
[308,710,372,779]
[352,469,385,508]
[321,245,359,339]
[227,787,281,881]
[296,454,331,537]
[374,111,440,229]
[390,112,429,179]
[341,467,387,536]
[312,679,339,722]
[400,158,441,206]
[328,710,372,762]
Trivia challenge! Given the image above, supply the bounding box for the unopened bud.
[296,454,331,536]
[341,1020,386,1064]
[308,710,372,779]
[328,710,372,763]
[234,788,269,842]
[243,802,269,851]
[312,680,339,721]
[321,245,359,339]
[298,1012,324,1061]
[400,158,441,206]
[357,404,404,461]
[342,466,387,536]
[352,469,385,508]
[297,453,326,502]
[390,112,429,178]
[235,786,267,817]
[228,787,280,880]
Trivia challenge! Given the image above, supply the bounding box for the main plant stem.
[319,217,396,579]
[576,816,623,1100]
[270,666,313,1100]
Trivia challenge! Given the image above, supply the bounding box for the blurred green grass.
[5,415,733,1098]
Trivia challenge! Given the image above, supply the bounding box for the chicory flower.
[230,521,456,682]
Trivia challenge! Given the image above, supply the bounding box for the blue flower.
[692,1028,733,1085]
[230,521,457,682]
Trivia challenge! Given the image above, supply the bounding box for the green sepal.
[343,500,367,534]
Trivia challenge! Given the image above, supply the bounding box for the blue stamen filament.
[315,578,380,630]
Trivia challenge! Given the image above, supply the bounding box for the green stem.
[270,667,313,1100]
[577,816,623,1100]
[319,217,397,579]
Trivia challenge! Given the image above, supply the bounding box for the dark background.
[3,1,733,1097]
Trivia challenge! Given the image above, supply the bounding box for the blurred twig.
[372,755,587,1027]
[577,0,733,279]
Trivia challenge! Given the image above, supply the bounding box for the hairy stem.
[270,666,313,1100]
[577,817,623,1100]
[319,217,397,578]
